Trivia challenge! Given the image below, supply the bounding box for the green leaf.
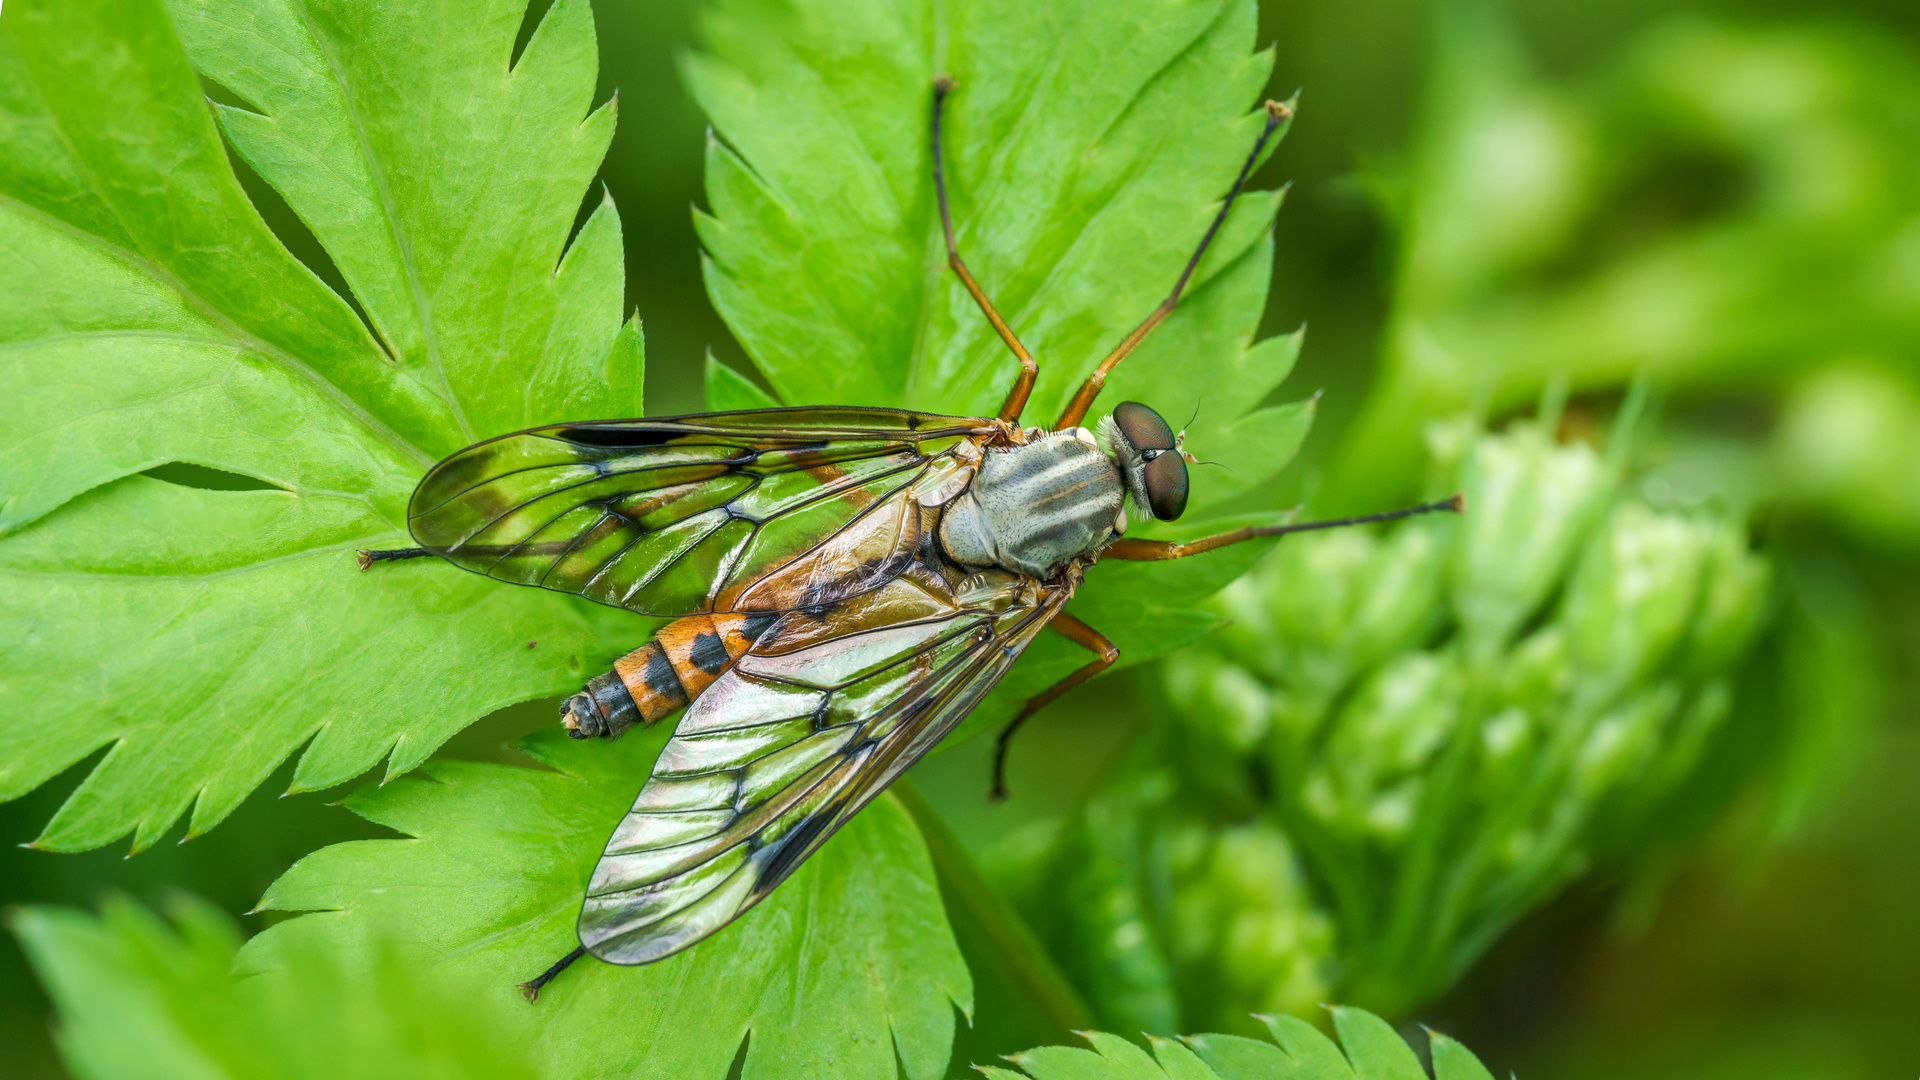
[894,782,1095,1067]
[0,0,636,850]
[689,0,1311,651]
[1427,1032,1498,1080]
[246,726,972,1080]
[1327,1008,1427,1080]
[687,0,1312,754]
[11,893,539,1080]
[704,353,783,411]
[981,1010,1498,1079]
[13,0,1315,1069]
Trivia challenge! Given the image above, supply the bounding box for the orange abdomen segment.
[562,612,772,739]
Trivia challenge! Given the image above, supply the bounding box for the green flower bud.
[1451,422,1613,655]
[1264,529,1381,699]
[1169,823,1332,1023]
[1143,414,1774,1020]
[1572,681,1682,799]
[1308,651,1465,842]
[1214,520,1447,737]
[1162,651,1273,754]
[1496,625,1573,710]
[1209,572,1279,675]
[1679,522,1771,677]
[1349,521,1450,665]
[1561,504,1712,695]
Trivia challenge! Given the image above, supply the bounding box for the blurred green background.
[6,0,1920,1076]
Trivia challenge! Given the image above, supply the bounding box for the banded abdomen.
[563,612,777,738]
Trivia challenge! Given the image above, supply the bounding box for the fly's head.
[1099,401,1189,522]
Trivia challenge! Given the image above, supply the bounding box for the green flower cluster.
[991,768,1335,1037]
[999,418,1771,1031]
[1191,418,1768,1013]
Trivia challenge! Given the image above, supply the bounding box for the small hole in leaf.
[197,73,265,116]
[142,462,287,493]
[558,179,607,273]
[217,129,394,362]
[722,1032,751,1080]
[511,0,559,72]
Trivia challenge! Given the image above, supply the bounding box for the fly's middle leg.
[561,611,776,738]
[990,613,1119,801]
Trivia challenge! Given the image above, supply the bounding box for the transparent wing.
[578,570,1066,964]
[407,408,991,616]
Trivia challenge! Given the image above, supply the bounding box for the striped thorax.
[938,427,1129,579]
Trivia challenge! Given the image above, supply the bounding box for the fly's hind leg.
[355,547,432,570]
[931,76,1038,424]
[990,613,1118,801]
[518,945,587,1002]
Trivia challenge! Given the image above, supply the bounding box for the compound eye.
[1144,450,1188,520]
[1111,401,1175,453]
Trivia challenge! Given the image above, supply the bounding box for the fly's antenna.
[1173,408,1211,467]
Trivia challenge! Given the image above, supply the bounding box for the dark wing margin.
[578,570,1066,964]
[406,407,993,617]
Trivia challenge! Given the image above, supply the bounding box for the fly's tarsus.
[355,547,431,571]
[1051,96,1295,430]
[518,945,588,1002]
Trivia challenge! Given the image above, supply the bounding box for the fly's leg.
[1052,100,1294,431]
[355,547,432,570]
[990,613,1119,801]
[518,945,588,1002]
[931,76,1038,424]
[1100,495,1465,562]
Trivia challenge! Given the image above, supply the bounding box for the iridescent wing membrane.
[408,408,994,617]
[580,571,1067,963]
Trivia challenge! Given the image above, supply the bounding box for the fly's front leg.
[1099,495,1465,562]
[990,613,1119,801]
[931,76,1038,423]
[1052,100,1293,431]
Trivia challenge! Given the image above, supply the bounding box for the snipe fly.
[361,78,1461,998]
